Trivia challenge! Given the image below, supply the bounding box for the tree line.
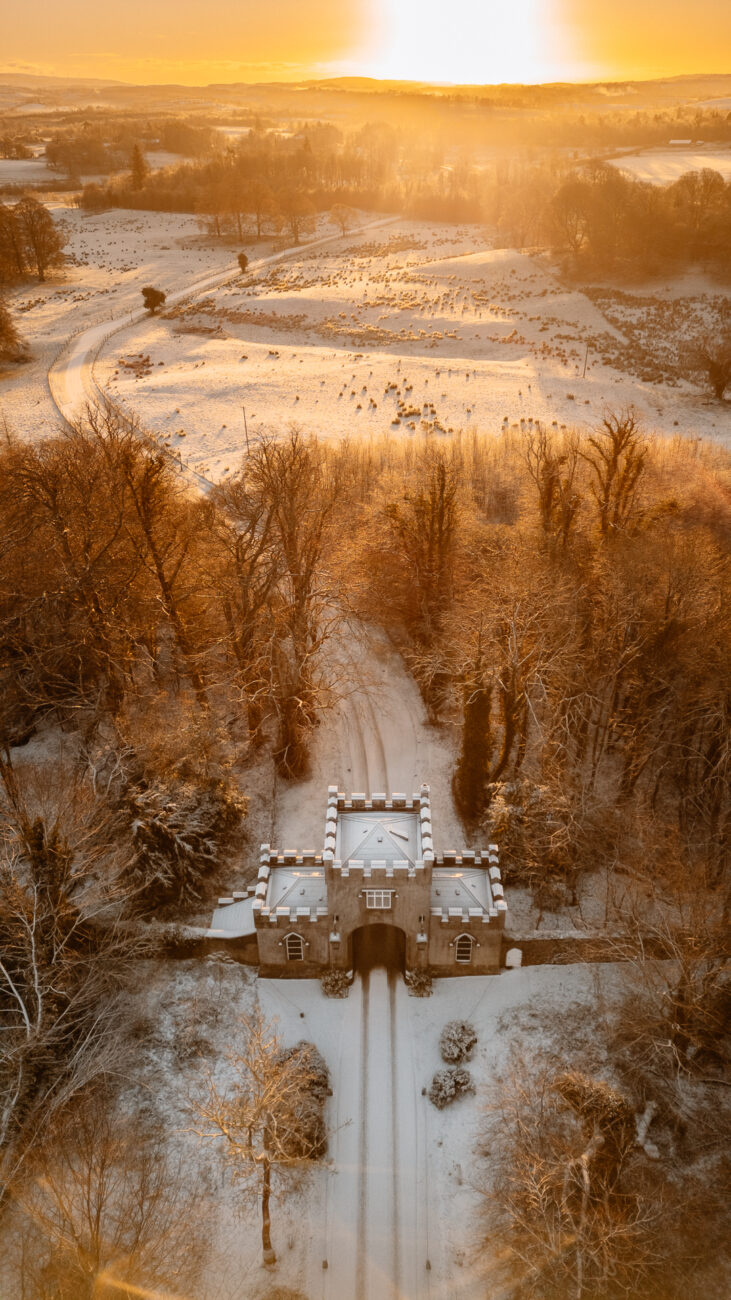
[77,115,731,280]
[3,407,727,911]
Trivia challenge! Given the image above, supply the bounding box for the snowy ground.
[608,146,731,184]
[90,218,730,478]
[130,955,618,1300]
[0,205,314,436]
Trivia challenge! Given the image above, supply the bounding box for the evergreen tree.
[130,143,148,191]
[454,637,493,821]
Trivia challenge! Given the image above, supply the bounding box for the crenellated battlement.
[329,858,426,879]
[214,782,508,976]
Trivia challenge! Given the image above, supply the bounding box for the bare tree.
[382,448,459,649]
[14,196,65,281]
[278,190,315,245]
[246,430,341,775]
[211,473,279,743]
[581,409,646,540]
[523,425,581,553]
[330,203,357,235]
[688,333,731,401]
[0,754,136,1204]
[11,1094,203,1299]
[191,1010,329,1265]
[484,1053,670,1300]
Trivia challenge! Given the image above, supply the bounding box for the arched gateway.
[352,923,406,973]
[210,785,507,978]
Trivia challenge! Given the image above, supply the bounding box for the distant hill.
[0,72,124,89]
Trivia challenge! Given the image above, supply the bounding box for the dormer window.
[365,889,392,909]
[285,933,305,961]
[455,933,473,964]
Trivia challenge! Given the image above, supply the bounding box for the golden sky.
[2,0,730,85]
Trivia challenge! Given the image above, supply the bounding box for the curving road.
[47,215,399,437]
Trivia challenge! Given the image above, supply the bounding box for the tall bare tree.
[191,1010,329,1265]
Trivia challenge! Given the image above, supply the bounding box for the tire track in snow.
[346,691,371,795]
[325,967,429,1300]
[362,966,398,1300]
[389,971,401,1294]
[356,970,370,1300]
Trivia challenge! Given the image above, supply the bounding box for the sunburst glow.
[363,0,572,84]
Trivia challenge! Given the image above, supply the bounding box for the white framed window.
[285,933,305,961]
[365,889,392,909]
[455,934,473,964]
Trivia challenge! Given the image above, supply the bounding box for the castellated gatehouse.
[210,785,507,976]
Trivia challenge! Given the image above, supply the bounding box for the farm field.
[82,217,730,487]
[609,146,731,183]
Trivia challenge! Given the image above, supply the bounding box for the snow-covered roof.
[336,809,421,866]
[208,895,256,938]
[266,867,327,912]
[431,867,492,913]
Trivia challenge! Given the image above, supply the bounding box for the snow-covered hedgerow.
[429,1067,475,1109]
[439,1020,477,1064]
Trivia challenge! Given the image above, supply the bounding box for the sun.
[363,0,566,84]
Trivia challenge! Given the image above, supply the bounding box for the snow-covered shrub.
[276,1041,330,1104]
[282,1092,327,1159]
[173,1022,212,1064]
[405,968,433,997]
[124,776,247,907]
[440,1020,477,1064]
[275,1041,330,1157]
[429,1067,475,1109]
[320,968,350,998]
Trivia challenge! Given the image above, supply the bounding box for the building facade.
[210,785,507,977]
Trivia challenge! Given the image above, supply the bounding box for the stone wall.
[501,929,626,966]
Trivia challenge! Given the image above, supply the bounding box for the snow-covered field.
[608,147,731,183]
[88,219,730,479]
[0,157,58,185]
[4,207,728,458]
[0,206,276,436]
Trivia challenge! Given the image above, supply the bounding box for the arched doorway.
[351,923,406,973]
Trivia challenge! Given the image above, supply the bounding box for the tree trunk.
[261,1157,276,1264]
